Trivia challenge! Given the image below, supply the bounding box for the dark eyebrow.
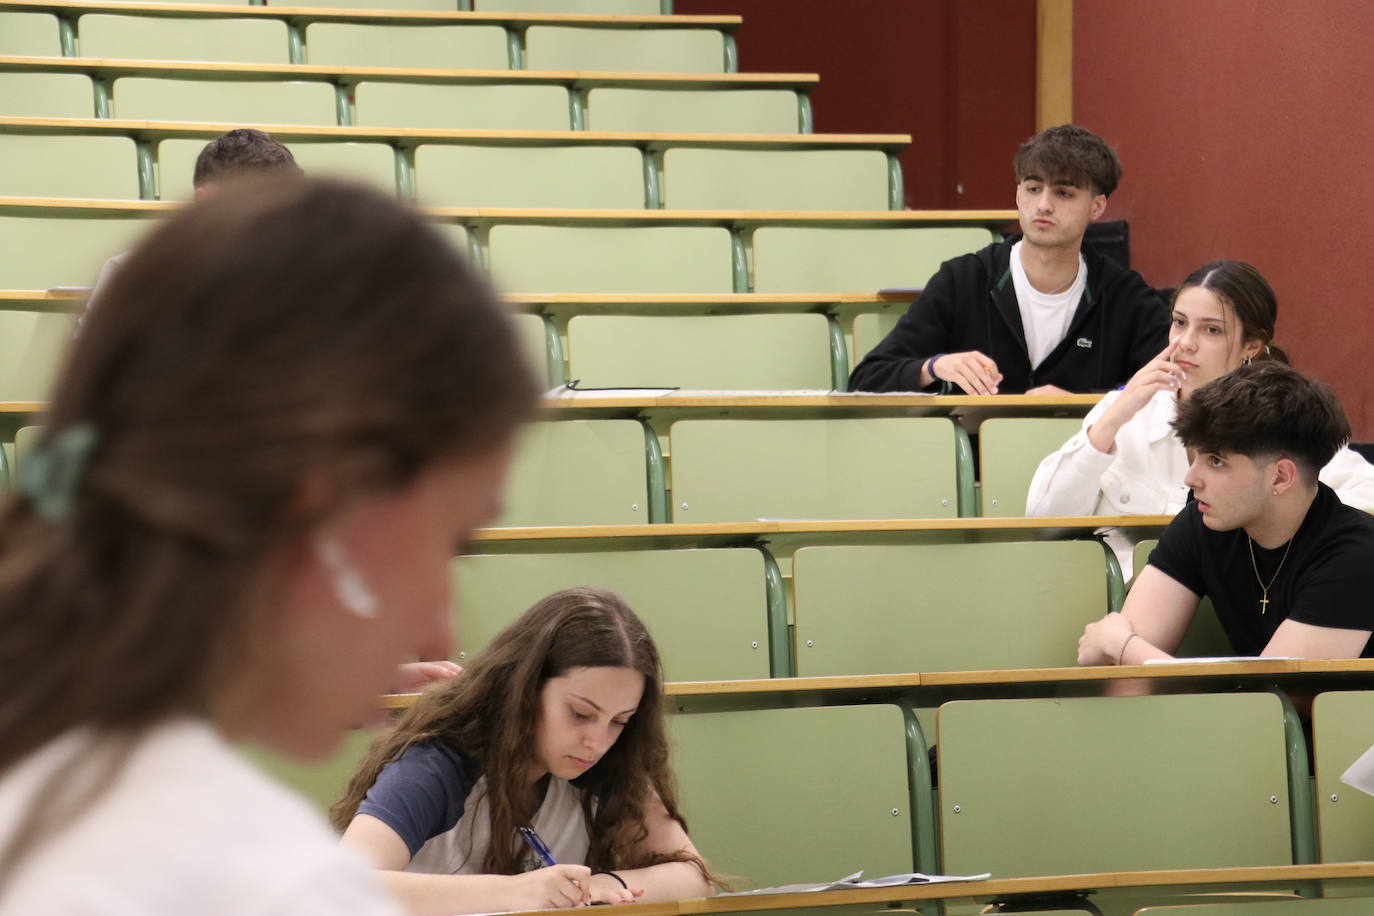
[1172,310,1225,326]
[569,693,638,717]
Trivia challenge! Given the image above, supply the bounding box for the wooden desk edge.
[670,863,1374,912]
[378,659,1374,706]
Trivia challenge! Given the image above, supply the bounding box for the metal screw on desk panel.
[458,651,466,660]
[891,808,900,816]
[680,502,689,510]
[952,804,961,813]
[751,641,759,649]
[990,499,999,507]
[941,498,949,506]
[631,504,640,511]
[1269,795,1279,804]
[805,640,814,647]
[1332,793,1340,802]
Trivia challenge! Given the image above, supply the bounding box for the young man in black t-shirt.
[1077,362,1374,665]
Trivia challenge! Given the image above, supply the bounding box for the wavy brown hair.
[1175,259,1290,365]
[0,179,537,883]
[332,587,710,882]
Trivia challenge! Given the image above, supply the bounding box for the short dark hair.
[1172,362,1351,480]
[192,128,301,188]
[1013,124,1122,197]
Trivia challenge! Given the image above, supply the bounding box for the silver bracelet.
[1117,632,1138,666]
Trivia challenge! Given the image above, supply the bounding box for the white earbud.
[313,536,379,620]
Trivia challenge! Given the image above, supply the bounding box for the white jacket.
[1026,389,1374,576]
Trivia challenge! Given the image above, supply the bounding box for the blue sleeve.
[356,740,475,857]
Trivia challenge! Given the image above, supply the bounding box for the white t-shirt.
[0,718,402,916]
[1009,240,1088,370]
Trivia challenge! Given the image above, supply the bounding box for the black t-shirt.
[1148,483,1374,657]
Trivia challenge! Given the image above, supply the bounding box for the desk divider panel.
[667,703,924,889]
[791,539,1108,677]
[938,693,1295,880]
[452,547,776,682]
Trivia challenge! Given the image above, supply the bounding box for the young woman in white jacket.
[1027,259,1374,577]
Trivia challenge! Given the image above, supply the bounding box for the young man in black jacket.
[849,125,1168,395]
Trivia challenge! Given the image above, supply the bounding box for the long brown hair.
[332,587,709,881]
[0,179,537,876]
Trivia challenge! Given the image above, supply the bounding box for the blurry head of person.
[332,587,708,881]
[1012,124,1119,248]
[1174,362,1349,532]
[0,178,538,864]
[192,129,303,198]
[1169,260,1288,397]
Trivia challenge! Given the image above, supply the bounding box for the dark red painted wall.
[1075,1,1374,437]
[674,0,1036,210]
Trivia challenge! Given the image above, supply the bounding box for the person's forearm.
[377,871,513,916]
[1116,630,1173,666]
[615,861,714,902]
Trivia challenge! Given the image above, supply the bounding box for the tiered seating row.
[351,674,1374,903]
[0,121,910,208]
[0,54,817,131]
[1,0,738,73]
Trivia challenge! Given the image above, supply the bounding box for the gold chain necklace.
[1247,534,1295,615]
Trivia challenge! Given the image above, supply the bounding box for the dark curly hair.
[1172,362,1350,481]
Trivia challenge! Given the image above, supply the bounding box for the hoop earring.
[1242,356,1253,366]
[313,536,379,620]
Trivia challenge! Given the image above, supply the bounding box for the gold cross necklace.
[1247,534,1295,615]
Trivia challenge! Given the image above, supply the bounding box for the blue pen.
[518,826,559,867]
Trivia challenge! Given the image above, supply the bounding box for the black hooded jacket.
[849,238,1169,393]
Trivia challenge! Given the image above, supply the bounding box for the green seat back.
[240,729,380,814]
[78,14,290,63]
[157,138,396,199]
[567,314,833,390]
[0,135,140,199]
[0,73,95,118]
[492,419,650,527]
[354,83,569,129]
[662,149,889,210]
[511,313,553,388]
[979,417,1084,517]
[938,693,1293,877]
[0,12,61,55]
[429,222,472,263]
[305,23,508,68]
[479,0,659,12]
[0,313,75,401]
[669,417,960,522]
[587,88,798,133]
[1136,902,1374,916]
[752,227,995,293]
[851,311,900,367]
[488,226,734,294]
[414,145,643,208]
[114,77,337,125]
[524,26,723,73]
[452,549,771,681]
[668,704,917,888]
[792,540,1108,676]
[1133,539,1232,657]
[1313,691,1374,865]
[0,214,153,288]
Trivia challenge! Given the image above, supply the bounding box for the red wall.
[1075,1,1374,437]
[674,0,1036,210]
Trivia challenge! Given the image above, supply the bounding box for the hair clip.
[16,423,99,522]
